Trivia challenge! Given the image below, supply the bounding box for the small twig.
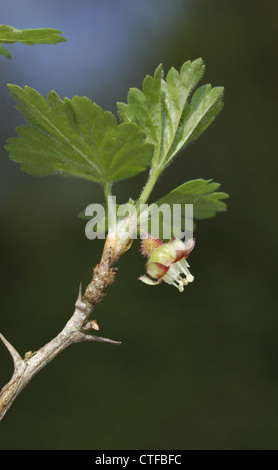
[0,233,130,421]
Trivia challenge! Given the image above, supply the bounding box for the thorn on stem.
[82,333,121,345]
[0,332,24,372]
[78,282,82,301]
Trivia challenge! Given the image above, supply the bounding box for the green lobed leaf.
[155,179,229,220]
[118,59,224,172]
[5,85,153,184]
[0,25,66,45]
[118,64,164,154]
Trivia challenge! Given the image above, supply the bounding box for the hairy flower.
[139,233,163,257]
[139,236,195,292]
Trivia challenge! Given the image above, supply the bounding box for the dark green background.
[0,0,277,449]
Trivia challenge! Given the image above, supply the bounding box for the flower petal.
[145,261,169,279]
[184,238,195,259]
[138,275,162,286]
[167,238,187,262]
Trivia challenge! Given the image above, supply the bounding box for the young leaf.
[155,179,229,219]
[0,44,12,58]
[118,59,224,172]
[0,25,66,59]
[118,64,164,156]
[5,85,153,184]
[0,25,66,45]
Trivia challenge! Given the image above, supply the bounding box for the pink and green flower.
[139,236,195,292]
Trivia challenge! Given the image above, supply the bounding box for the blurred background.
[0,0,277,450]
